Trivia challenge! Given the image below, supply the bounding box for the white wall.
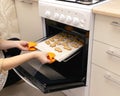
[0,0,20,39]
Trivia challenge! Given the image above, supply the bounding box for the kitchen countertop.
[93,0,120,18]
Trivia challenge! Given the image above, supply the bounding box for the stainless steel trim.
[13,68,38,89]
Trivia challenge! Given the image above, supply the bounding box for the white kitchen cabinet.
[92,41,120,75]
[94,15,120,48]
[15,0,43,41]
[90,64,120,96]
[90,14,120,96]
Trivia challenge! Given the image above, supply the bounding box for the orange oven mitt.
[47,52,56,63]
[28,42,37,51]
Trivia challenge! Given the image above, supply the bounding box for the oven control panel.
[39,1,92,30]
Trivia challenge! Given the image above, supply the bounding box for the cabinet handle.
[106,48,120,58]
[104,72,120,86]
[111,21,120,27]
[20,0,33,4]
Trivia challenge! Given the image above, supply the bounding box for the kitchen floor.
[0,80,66,96]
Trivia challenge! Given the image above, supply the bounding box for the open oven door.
[14,35,88,93]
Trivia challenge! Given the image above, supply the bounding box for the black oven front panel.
[15,19,89,93]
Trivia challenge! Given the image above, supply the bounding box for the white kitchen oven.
[14,0,108,96]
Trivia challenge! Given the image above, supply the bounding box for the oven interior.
[16,19,89,93]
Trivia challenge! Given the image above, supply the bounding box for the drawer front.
[90,64,120,96]
[94,14,120,48]
[92,41,120,75]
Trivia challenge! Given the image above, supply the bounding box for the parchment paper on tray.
[36,32,83,62]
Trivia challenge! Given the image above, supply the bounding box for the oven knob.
[66,16,72,23]
[80,19,85,24]
[54,13,59,20]
[80,24,84,28]
[73,17,79,25]
[45,11,51,18]
[59,14,65,21]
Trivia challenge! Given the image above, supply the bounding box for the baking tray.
[36,32,83,62]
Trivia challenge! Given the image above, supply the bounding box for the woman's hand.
[0,40,28,50]
[16,41,29,51]
[33,51,51,64]
[7,41,51,64]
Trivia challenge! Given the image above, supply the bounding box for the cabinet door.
[90,64,120,96]
[15,0,43,41]
[94,14,120,48]
[92,41,120,75]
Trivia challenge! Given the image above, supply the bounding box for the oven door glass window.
[15,19,89,93]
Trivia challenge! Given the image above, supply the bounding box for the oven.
[14,0,108,95]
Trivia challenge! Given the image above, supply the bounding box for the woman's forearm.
[1,51,50,71]
[0,40,17,50]
[1,52,37,71]
[0,40,28,50]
